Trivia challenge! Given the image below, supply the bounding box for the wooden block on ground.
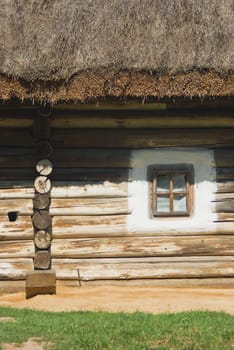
[25,270,56,299]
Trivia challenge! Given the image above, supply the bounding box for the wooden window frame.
[148,164,194,218]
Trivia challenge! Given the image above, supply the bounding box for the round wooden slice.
[38,105,52,117]
[34,176,51,194]
[33,193,50,210]
[36,159,53,176]
[34,230,51,249]
[32,211,51,230]
[36,141,53,158]
[34,251,51,270]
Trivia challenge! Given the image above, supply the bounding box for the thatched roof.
[0,0,233,102]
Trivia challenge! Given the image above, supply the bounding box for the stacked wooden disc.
[32,108,53,270]
[32,159,53,269]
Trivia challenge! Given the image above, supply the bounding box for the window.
[148,164,194,217]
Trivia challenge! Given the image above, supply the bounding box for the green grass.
[0,307,233,350]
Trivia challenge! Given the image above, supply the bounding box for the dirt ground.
[0,285,234,315]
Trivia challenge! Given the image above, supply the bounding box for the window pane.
[157,175,170,192]
[173,174,186,192]
[157,195,170,213]
[174,194,187,212]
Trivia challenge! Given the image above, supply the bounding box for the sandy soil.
[0,285,234,315]
[1,338,51,350]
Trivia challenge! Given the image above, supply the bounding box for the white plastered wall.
[128,148,217,234]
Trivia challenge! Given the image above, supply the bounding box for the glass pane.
[173,174,186,192]
[157,195,170,213]
[174,194,187,212]
[157,175,170,192]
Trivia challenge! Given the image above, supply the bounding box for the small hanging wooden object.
[34,176,51,194]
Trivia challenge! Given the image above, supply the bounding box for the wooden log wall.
[0,105,233,288]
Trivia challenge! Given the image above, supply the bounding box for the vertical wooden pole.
[26,106,56,298]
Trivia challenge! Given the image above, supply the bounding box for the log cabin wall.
[0,102,233,291]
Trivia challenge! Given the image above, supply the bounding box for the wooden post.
[27,106,56,298]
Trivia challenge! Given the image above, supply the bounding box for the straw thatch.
[0,0,233,102]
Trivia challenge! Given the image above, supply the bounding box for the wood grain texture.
[214,149,234,167]
[0,181,128,198]
[52,128,234,148]
[0,198,33,215]
[51,149,132,168]
[0,216,33,240]
[57,278,234,287]
[34,251,51,270]
[0,258,33,280]
[32,211,51,229]
[51,168,131,182]
[216,181,234,193]
[34,230,51,249]
[216,167,234,180]
[51,236,234,258]
[53,257,234,280]
[34,176,51,194]
[0,182,34,198]
[33,193,50,210]
[0,129,33,146]
[51,112,234,129]
[50,197,130,216]
[0,240,34,258]
[51,181,129,198]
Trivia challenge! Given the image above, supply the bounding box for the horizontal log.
[51,181,129,198]
[0,118,32,128]
[216,167,234,180]
[0,258,33,280]
[52,223,128,239]
[0,147,35,167]
[52,221,234,238]
[0,280,25,292]
[0,199,33,215]
[51,149,132,168]
[51,111,234,129]
[52,128,234,148]
[0,195,129,216]
[0,216,33,240]
[50,197,130,216]
[53,258,234,280]
[57,278,234,287]
[53,215,127,228]
[0,240,34,258]
[0,129,33,146]
[0,168,35,180]
[214,199,234,213]
[214,149,234,167]
[0,181,128,198]
[51,235,234,258]
[215,212,234,221]
[51,168,131,182]
[214,193,234,201]
[216,181,234,193]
